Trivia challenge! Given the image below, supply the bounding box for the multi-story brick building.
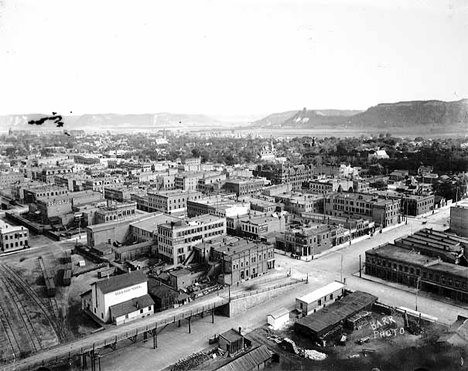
[276,193,325,215]
[0,171,23,189]
[157,214,226,264]
[275,223,346,257]
[240,214,286,240]
[147,190,202,215]
[54,174,86,191]
[0,220,29,253]
[95,201,138,224]
[303,179,354,194]
[257,164,313,190]
[197,173,227,194]
[174,172,205,191]
[84,177,124,192]
[223,178,265,197]
[401,194,434,217]
[104,186,135,202]
[324,192,401,228]
[302,213,375,239]
[23,185,69,204]
[211,239,275,285]
[365,243,468,303]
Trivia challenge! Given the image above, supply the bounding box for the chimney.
[238,327,242,335]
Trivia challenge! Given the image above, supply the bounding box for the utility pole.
[340,254,343,283]
[359,254,362,278]
[415,276,420,312]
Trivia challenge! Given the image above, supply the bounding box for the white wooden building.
[296,281,344,316]
[89,270,154,324]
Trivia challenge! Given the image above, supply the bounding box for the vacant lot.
[246,309,467,371]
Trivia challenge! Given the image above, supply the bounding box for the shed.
[295,291,377,340]
[219,328,244,355]
[109,293,154,325]
[296,281,345,316]
[267,308,289,329]
[215,345,272,371]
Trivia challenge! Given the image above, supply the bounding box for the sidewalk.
[352,270,468,311]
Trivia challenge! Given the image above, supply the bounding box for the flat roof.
[429,262,468,279]
[297,282,345,305]
[159,214,224,229]
[130,214,181,231]
[93,270,147,295]
[366,243,436,266]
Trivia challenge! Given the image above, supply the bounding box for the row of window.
[2,233,27,240]
[2,240,27,249]
[367,256,468,291]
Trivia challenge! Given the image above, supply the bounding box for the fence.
[230,278,305,301]
[9,298,230,371]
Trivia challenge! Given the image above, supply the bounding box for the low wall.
[221,280,305,317]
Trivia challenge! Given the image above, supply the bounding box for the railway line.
[0,301,21,361]
[0,270,39,359]
[0,264,63,340]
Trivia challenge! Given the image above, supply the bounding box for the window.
[140,309,143,314]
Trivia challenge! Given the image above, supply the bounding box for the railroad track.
[0,264,64,342]
[0,271,40,357]
[0,302,21,360]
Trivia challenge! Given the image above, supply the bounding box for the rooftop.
[159,214,225,229]
[130,214,181,232]
[367,243,439,266]
[297,281,345,305]
[217,345,271,371]
[220,328,243,343]
[92,270,147,295]
[109,294,154,318]
[296,291,378,334]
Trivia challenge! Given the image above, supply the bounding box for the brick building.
[210,239,275,285]
[147,190,202,215]
[324,192,401,228]
[223,178,266,197]
[157,214,226,264]
[365,243,468,303]
[0,220,29,253]
[401,194,435,216]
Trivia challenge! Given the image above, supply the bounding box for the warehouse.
[89,270,154,324]
[295,291,377,340]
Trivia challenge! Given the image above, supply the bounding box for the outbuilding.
[219,328,244,355]
[296,281,345,316]
[267,308,289,329]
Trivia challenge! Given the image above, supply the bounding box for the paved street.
[96,204,467,371]
[4,203,466,371]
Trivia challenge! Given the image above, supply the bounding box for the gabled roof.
[92,270,146,295]
[216,345,271,371]
[109,294,154,318]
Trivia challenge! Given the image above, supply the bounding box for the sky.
[0,0,467,118]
